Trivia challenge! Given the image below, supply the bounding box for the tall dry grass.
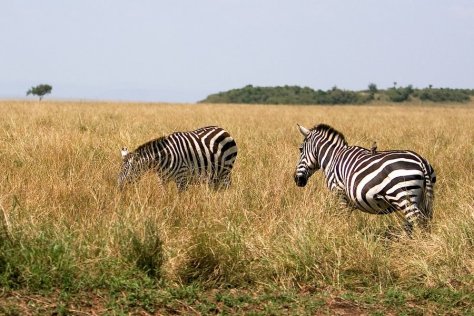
[0,100,473,292]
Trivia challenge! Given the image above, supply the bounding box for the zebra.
[294,123,436,234]
[118,126,238,191]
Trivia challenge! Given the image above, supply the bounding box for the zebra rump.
[294,123,436,233]
[118,126,237,191]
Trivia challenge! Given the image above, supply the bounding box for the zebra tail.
[421,161,436,221]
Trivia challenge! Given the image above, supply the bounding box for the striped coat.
[294,124,436,233]
[118,126,237,191]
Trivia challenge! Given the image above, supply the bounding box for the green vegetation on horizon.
[200,84,473,105]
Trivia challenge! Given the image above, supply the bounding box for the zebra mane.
[133,136,167,155]
[311,124,348,145]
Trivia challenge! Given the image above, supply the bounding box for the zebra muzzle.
[294,175,308,187]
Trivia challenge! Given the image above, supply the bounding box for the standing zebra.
[294,123,436,233]
[118,126,238,191]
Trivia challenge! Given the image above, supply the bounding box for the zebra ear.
[121,147,129,159]
[297,124,310,137]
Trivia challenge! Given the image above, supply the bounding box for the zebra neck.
[136,142,163,170]
[144,146,173,174]
[136,152,158,171]
[154,150,170,171]
[318,143,345,174]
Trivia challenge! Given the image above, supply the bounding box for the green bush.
[386,85,414,102]
[416,88,470,102]
[119,220,165,279]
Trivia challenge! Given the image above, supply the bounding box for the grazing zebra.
[118,126,238,191]
[294,123,436,233]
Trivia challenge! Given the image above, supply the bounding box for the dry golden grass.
[0,100,473,296]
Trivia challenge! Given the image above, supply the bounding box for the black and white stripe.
[118,126,237,191]
[294,124,436,233]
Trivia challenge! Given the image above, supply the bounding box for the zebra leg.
[176,182,188,192]
[415,209,431,232]
[175,177,189,192]
[418,191,434,231]
[210,170,232,190]
[381,192,430,235]
[210,177,231,190]
[385,205,416,237]
[335,190,355,211]
[401,204,426,236]
[406,195,434,233]
[173,166,193,192]
[338,193,350,209]
[402,220,414,236]
[207,176,220,190]
[220,173,232,188]
[209,179,224,190]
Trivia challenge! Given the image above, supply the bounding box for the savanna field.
[0,100,473,315]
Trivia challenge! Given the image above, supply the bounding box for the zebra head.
[294,124,320,187]
[118,147,143,188]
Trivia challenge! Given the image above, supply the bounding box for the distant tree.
[387,85,413,102]
[26,84,52,101]
[368,83,377,93]
[368,83,378,99]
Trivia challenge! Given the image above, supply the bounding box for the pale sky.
[1,1,473,103]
